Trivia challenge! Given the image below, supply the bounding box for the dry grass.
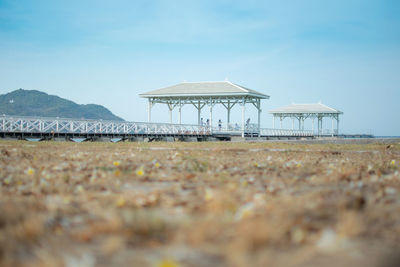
[0,140,400,267]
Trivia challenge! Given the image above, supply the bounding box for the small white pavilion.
[139,81,269,136]
[269,103,343,135]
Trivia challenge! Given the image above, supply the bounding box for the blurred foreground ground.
[0,140,400,267]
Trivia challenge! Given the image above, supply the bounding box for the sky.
[0,0,399,135]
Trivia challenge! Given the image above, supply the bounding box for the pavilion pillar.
[210,106,212,128]
[280,117,283,129]
[148,99,152,122]
[318,116,323,135]
[321,118,323,134]
[297,118,300,130]
[302,117,304,130]
[273,116,275,129]
[337,115,340,135]
[257,99,261,137]
[197,101,201,125]
[209,99,214,133]
[227,108,230,130]
[178,99,182,124]
[225,100,237,131]
[168,103,173,124]
[227,100,231,130]
[312,118,315,133]
[241,98,246,138]
[331,117,334,137]
[292,118,294,130]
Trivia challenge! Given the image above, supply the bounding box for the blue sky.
[0,0,399,135]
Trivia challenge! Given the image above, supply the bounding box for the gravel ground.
[0,141,400,267]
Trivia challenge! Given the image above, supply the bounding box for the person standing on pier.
[246,118,250,129]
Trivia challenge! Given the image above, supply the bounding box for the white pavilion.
[269,103,343,136]
[139,81,269,137]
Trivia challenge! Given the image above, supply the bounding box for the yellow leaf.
[114,169,121,177]
[113,161,120,167]
[204,188,214,201]
[157,259,180,267]
[26,167,35,175]
[136,166,144,176]
[116,196,126,207]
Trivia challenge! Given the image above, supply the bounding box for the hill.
[0,89,124,121]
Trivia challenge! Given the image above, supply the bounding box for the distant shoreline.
[263,137,400,144]
[374,136,400,138]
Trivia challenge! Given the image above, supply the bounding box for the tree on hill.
[0,89,124,121]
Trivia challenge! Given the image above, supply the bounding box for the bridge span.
[0,115,314,141]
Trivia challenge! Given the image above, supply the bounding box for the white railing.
[0,115,314,137]
[211,123,259,133]
[212,123,313,136]
[317,129,338,135]
[0,115,210,136]
[260,128,313,136]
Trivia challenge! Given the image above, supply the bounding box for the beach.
[1,140,399,267]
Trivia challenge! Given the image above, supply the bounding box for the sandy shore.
[0,141,399,267]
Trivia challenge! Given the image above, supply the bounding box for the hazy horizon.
[1,0,399,135]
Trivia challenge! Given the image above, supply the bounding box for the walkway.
[1,115,314,141]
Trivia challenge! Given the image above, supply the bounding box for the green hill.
[0,89,124,121]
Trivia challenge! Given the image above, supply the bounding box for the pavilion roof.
[270,103,343,114]
[139,81,269,99]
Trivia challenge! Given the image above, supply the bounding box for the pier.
[0,115,314,142]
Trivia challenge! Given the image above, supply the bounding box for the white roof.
[270,103,342,114]
[140,81,269,99]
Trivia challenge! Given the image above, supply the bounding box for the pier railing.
[260,128,313,136]
[0,115,210,136]
[1,115,314,137]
